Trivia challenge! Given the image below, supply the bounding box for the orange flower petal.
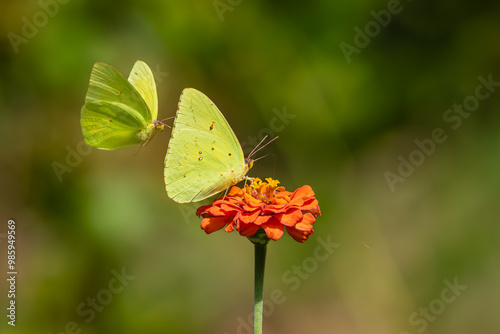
[239,209,261,223]
[206,205,228,216]
[237,222,260,237]
[255,215,271,225]
[286,226,313,243]
[275,190,292,200]
[262,218,284,241]
[310,206,321,216]
[201,216,231,234]
[294,212,316,231]
[297,198,318,210]
[261,203,287,214]
[243,194,263,207]
[241,202,262,212]
[288,186,315,207]
[196,204,212,216]
[292,185,315,199]
[273,197,290,205]
[224,221,236,232]
[275,209,303,227]
[227,186,244,197]
[219,201,242,212]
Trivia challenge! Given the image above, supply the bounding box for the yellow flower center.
[246,177,281,204]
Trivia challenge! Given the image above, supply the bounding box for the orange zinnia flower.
[196,178,321,243]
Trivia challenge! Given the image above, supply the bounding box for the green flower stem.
[254,242,267,334]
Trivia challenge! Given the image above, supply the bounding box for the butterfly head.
[153,119,166,131]
[244,135,278,170]
[245,158,254,170]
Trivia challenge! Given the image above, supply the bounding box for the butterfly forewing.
[127,61,158,121]
[164,88,248,203]
[85,63,152,123]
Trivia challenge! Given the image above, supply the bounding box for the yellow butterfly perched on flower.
[164,88,275,203]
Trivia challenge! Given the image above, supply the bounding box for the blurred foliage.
[1,0,500,333]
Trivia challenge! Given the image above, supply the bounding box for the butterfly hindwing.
[81,100,149,150]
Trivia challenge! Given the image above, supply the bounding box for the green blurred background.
[1,0,500,333]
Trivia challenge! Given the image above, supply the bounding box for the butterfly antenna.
[160,117,173,128]
[155,118,172,129]
[247,136,279,160]
[160,116,174,122]
[252,152,274,163]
